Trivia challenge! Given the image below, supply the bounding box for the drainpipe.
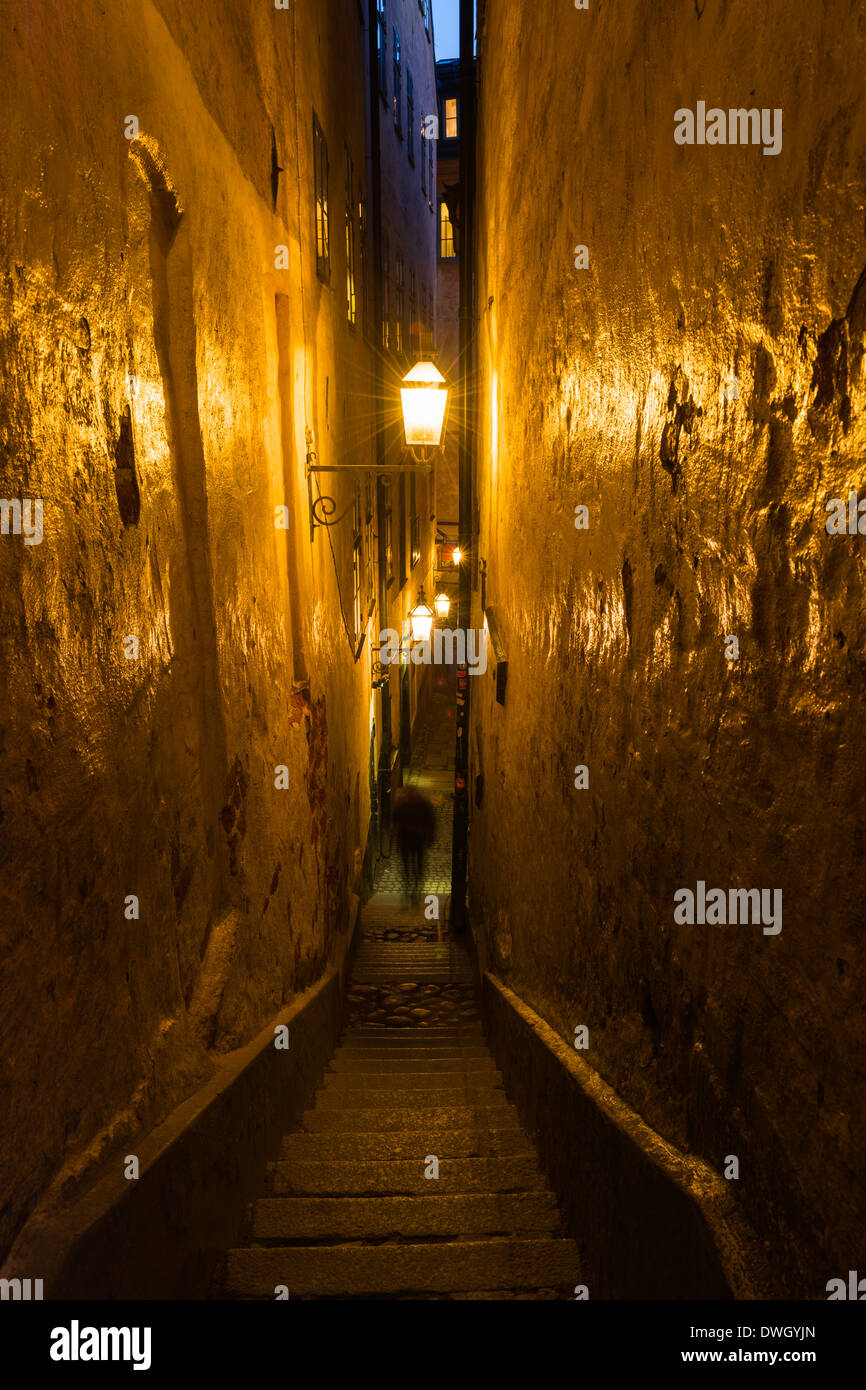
[450,0,476,932]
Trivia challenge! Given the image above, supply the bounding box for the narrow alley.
[1,0,865,1361]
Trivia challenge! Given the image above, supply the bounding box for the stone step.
[345,1027,483,1039]
[346,1023,480,1034]
[279,1129,533,1162]
[268,1155,546,1195]
[336,1051,491,1066]
[225,1237,581,1297]
[337,1039,489,1045]
[252,1191,561,1241]
[300,1103,517,1133]
[313,1083,507,1108]
[327,1056,499,1075]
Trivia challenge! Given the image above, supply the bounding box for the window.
[381,233,390,350]
[385,484,393,585]
[393,26,402,135]
[423,0,431,38]
[376,0,387,96]
[313,114,330,281]
[345,148,356,325]
[365,477,375,607]
[410,472,420,568]
[407,68,414,164]
[421,125,426,195]
[398,473,407,584]
[353,489,363,641]
[409,267,417,356]
[359,193,368,337]
[428,139,434,209]
[440,200,456,259]
[395,251,404,356]
[445,97,458,140]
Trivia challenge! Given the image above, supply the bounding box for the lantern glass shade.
[409,589,435,643]
[452,547,462,565]
[434,592,451,619]
[401,362,448,448]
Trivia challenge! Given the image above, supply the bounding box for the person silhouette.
[392,785,436,901]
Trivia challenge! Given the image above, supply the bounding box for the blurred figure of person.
[392,784,436,901]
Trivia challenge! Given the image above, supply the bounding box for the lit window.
[313,113,329,281]
[445,98,458,140]
[393,26,402,135]
[410,473,420,569]
[376,0,387,95]
[345,148,356,325]
[440,201,456,259]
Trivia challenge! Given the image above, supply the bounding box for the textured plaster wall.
[471,0,866,1294]
[0,0,372,1261]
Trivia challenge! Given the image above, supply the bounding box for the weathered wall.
[0,0,373,1262]
[471,0,866,1295]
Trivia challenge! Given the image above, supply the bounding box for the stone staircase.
[223,958,580,1299]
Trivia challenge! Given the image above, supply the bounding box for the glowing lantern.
[434,592,451,619]
[409,588,435,643]
[401,362,448,448]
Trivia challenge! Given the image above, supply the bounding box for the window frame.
[392,25,402,136]
[381,232,390,351]
[421,123,426,195]
[394,249,405,357]
[376,0,387,98]
[313,112,330,283]
[407,67,414,164]
[409,265,417,357]
[439,199,456,260]
[352,487,364,644]
[345,146,356,325]
[410,472,420,569]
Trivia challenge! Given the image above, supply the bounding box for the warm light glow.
[401,362,448,448]
[434,592,451,619]
[409,588,435,643]
[452,547,463,565]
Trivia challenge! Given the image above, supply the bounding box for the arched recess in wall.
[125,134,235,981]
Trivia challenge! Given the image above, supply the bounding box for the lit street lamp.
[434,592,451,619]
[401,361,448,458]
[409,587,435,643]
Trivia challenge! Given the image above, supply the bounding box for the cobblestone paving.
[346,981,479,1028]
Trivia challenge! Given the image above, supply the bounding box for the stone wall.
[470,0,866,1295]
[0,0,373,1263]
